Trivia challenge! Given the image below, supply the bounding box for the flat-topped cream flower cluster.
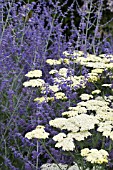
[81,148,109,164]
[25,125,49,139]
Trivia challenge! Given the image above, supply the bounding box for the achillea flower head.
[80,93,93,100]
[49,69,58,74]
[25,125,49,139]
[91,68,104,74]
[102,84,112,87]
[34,96,46,103]
[54,92,67,100]
[68,131,92,141]
[60,58,70,64]
[49,85,59,93]
[69,106,87,114]
[53,133,75,151]
[58,68,68,77]
[62,110,79,117]
[46,59,61,65]
[91,89,101,94]
[25,70,42,78]
[49,118,67,129]
[81,148,109,164]
[68,114,99,131]
[23,79,45,87]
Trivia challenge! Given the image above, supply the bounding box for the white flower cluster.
[58,68,68,77]
[46,59,61,65]
[80,93,93,100]
[25,70,42,78]
[81,148,109,164]
[54,92,67,100]
[23,79,45,87]
[40,162,98,170]
[25,125,49,139]
[53,133,75,151]
[41,162,84,170]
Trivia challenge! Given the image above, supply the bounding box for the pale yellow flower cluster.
[96,107,113,121]
[54,92,67,100]
[49,93,113,151]
[48,85,59,93]
[49,69,58,74]
[68,131,92,141]
[87,73,99,82]
[41,163,68,170]
[80,93,93,100]
[97,121,113,137]
[58,68,68,77]
[69,106,87,114]
[34,96,46,103]
[77,97,108,111]
[68,114,99,131]
[63,50,84,58]
[23,79,45,87]
[68,75,86,88]
[25,70,42,78]
[53,133,75,151]
[59,58,70,64]
[25,125,49,139]
[62,110,79,117]
[91,89,101,94]
[49,117,68,130]
[73,53,113,69]
[81,148,108,164]
[41,162,94,170]
[40,83,59,94]
[91,68,104,74]
[46,59,61,65]
[102,84,112,87]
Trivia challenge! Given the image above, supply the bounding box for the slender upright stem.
[41,141,63,170]
[36,140,38,170]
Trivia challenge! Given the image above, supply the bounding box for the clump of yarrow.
[24,50,113,169]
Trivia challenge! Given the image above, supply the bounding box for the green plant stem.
[36,140,38,170]
[68,151,83,170]
[41,140,63,170]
